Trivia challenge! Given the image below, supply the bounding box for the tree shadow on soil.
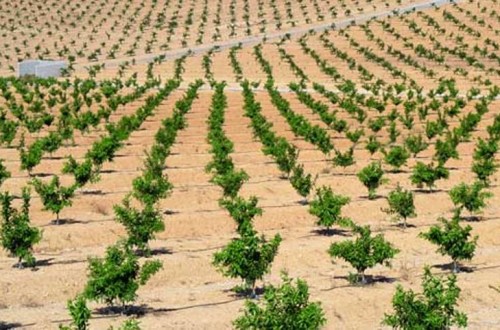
[432,263,475,273]
[390,223,417,229]
[31,258,84,269]
[47,218,86,226]
[312,228,351,237]
[327,274,398,289]
[0,322,30,329]
[412,188,445,194]
[95,299,239,317]
[359,194,384,201]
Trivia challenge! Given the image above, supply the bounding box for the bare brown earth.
[1,0,500,329]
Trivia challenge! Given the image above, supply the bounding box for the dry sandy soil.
[1,0,500,329]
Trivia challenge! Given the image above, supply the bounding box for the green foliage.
[309,186,352,232]
[233,273,326,330]
[110,320,141,330]
[332,147,355,168]
[87,136,122,167]
[365,135,381,156]
[410,162,449,191]
[357,162,387,199]
[41,131,63,156]
[132,163,172,206]
[472,158,498,186]
[471,138,499,185]
[405,134,429,157]
[0,188,42,268]
[368,116,385,133]
[84,242,162,307]
[290,165,315,201]
[329,225,399,284]
[213,224,281,296]
[0,118,18,147]
[114,197,165,254]
[420,216,477,273]
[219,196,262,234]
[434,138,459,165]
[59,295,91,330]
[269,138,298,178]
[31,175,76,224]
[449,181,492,216]
[62,156,100,187]
[0,158,11,187]
[19,138,44,175]
[384,145,410,172]
[387,122,400,144]
[383,267,468,328]
[211,169,249,198]
[383,185,416,228]
[346,128,364,144]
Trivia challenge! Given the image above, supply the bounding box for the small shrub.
[233,273,326,330]
[0,188,42,268]
[290,165,315,203]
[404,134,429,157]
[213,224,281,297]
[84,241,162,307]
[114,197,165,254]
[383,267,468,328]
[309,186,352,233]
[219,196,262,234]
[0,159,10,187]
[383,184,416,228]
[59,295,91,330]
[332,147,355,168]
[420,215,477,273]
[449,181,492,218]
[31,175,76,225]
[410,162,449,191]
[357,162,387,199]
[329,225,399,284]
[211,169,249,198]
[383,145,410,172]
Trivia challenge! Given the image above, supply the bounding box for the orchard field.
[1,0,500,329]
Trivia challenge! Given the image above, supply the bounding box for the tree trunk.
[453,260,459,273]
[403,217,407,229]
[17,257,23,269]
[56,212,60,225]
[360,271,367,284]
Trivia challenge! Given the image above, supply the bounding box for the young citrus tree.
[410,162,449,191]
[308,186,352,234]
[383,145,410,172]
[420,215,477,273]
[357,161,387,199]
[234,273,326,330]
[59,295,91,330]
[211,169,249,198]
[449,181,492,218]
[383,184,416,229]
[0,188,42,268]
[332,147,355,168]
[114,197,165,255]
[383,267,468,328]
[290,164,315,204]
[84,241,162,308]
[31,175,76,225]
[329,225,399,284]
[62,157,100,187]
[213,223,281,297]
[0,159,10,188]
[219,196,262,234]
